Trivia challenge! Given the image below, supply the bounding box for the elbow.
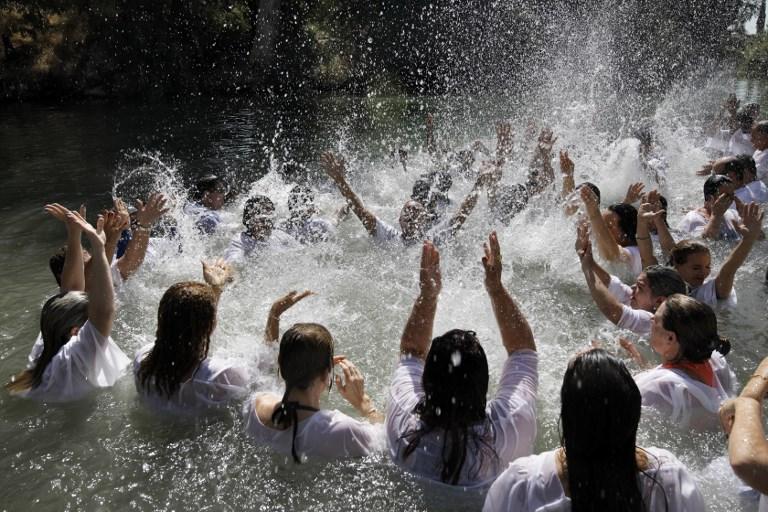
[731,457,768,494]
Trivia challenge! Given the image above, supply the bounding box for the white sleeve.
[617,305,652,335]
[223,236,245,263]
[483,459,533,512]
[608,275,633,305]
[487,350,539,464]
[323,411,384,457]
[373,218,401,243]
[64,321,131,387]
[677,211,705,237]
[385,357,424,456]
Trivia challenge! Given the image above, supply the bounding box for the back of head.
[736,154,757,178]
[720,157,746,181]
[644,265,687,298]
[669,239,710,266]
[607,203,638,245]
[276,323,334,392]
[703,174,732,201]
[662,294,730,361]
[49,246,67,286]
[288,185,314,212]
[7,291,89,392]
[560,349,644,512]
[138,282,218,397]
[243,195,275,228]
[404,329,492,484]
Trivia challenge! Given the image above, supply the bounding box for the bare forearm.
[487,286,535,353]
[655,219,677,257]
[589,211,621,261]
[583,266,623,324]
[400,294,437,359]
[717,235,757,299]
[449,186,481,233]
[61,230,85,292]
[104,234,119,266]
[86,248,115,336]
[729,398,768,494]
[560,175,575,200]
[117,229,149,280]
[702,214,724,239]
[636,223,658,269]
[333,179,377,235]
[265,308,279,344]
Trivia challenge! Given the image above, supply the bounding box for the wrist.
[357,396,377,416]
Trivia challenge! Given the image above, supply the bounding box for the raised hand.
[135,192,170,228]
[623,182,645,204]
[712,192,733,218]
[320,151,347,183]
[574,221,592,262]
[202,258,234,288]
[559,149,574,176]
[269,290,314,319]
[113,197,131,229]
[419,241,442,300]
[334,358,376,415]
[638,201,665,227]
[101,209,129,240]
[696,161,714,177]
[741,202,765,239]
[45,203,86,233]
[482,231,504,292]
[537,127,557,155]
[67,209,105,247]
[579,183,600,215]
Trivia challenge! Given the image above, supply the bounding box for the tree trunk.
[758,0,766,35]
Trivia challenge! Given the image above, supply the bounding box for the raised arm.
[636,202,661,269]
[701,193,731,240]
[576,222,611,287]
[117,193,169,280]
[264,290,314,344]
[622,182,645,205]
[581,186,622,262]
[559,150,576,200]
[577,228,624,325]
[202,258,234,303]
[445,165,492,237]
[102,209,129,265]
[483,232,535,354]
[321,151,378,236]
[716,202,763,299]
[721,357,768,494]
[495,120,513,161]
[526,128,557,195]
[70,211,114,338]
[400,242,441,359]
[334,357,384,423]
[45,203,86,292]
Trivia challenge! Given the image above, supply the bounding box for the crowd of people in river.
[7,94,768,511]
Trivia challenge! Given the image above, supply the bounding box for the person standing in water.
[184,174,229,235]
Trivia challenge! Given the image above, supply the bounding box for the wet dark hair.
[272,323,334,463]
[243,195,275,229]
[668,240,710,267]
[607,203,638,246]
[411,177,431,205]
[644,265,687,298]
[287,185,314,212]
[657,195,669,227]
[754,120,768,136]
[737,109,755,127]
[576,182,601,202]
[49,246,67,286]
[430,170,453,193]
[703,174,732,201]
[720,157,746,180]
[193,174,228,200]
[634,126,654,148]
[661,295,731,362]
[736,154,757,177]
[402,329,496,485]
[560,349,663,512]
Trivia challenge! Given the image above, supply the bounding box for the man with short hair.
[678,174,743,240]
[223,195,297,263]
[184,174,228,234]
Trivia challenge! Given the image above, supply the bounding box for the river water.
[1,77,767,511]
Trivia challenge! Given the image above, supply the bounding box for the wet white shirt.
[133,345,249,414]
[242,396,384,460]
[690,276,737,310]
[607,275,652,335]
[483,447,705,512]
[16,321,130,402]
[280,217,335,244]
[729,130,754,156]
[635,351,736,430]
[747,180,768,203]
[677,209,742,240]
[223,230,298,263]
[386,350,538,488]
[183,202,222,234]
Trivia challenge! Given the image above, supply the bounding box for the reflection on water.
[1,79,768,510]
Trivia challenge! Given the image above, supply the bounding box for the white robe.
[483,447,705,512]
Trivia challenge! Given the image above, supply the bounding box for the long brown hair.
[661,294,731,362]
[6,292,89,393]
[137,282,218,397]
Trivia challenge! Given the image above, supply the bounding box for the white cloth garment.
[623,245,643,278]
[483,447,705,512]
[729,130,754,156]
[760,493,768,512]
[280,217,335,244]
[747,180,768,203]
[607,275,652,335]
[223,230,298,263]
[242,396,384,459]
[133,344,249,414]
[386,350,538,488]
[677,209,742,240]
[690,276,737,310]
[754,149,768,185]
[634,351,736,430]
[16,321,130,402]
[183,202,222,234]
[373,218,453,247]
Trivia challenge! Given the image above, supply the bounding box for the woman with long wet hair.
[134,259,248,413]
[243,291,383,462]
[485,349,704,511]
[387,232,538,486]
[6,208,129,401]
[635,294,735,430]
